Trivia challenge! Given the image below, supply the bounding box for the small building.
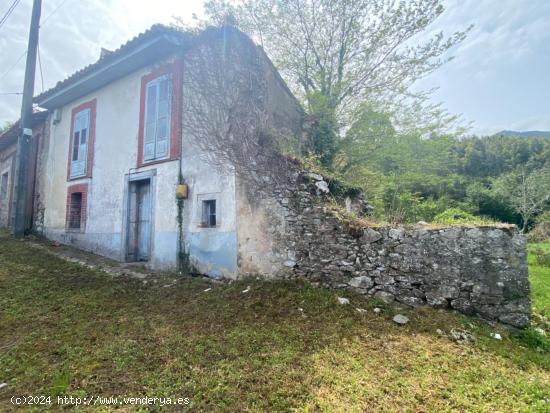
[0,111,48,231]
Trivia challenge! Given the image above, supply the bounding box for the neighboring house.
[32,24,303,277]
[0,111,48,230]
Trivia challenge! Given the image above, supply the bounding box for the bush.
[518,327,550,352]
[533,248,550,267]
[528,212,550,243]
[432,208,492,225]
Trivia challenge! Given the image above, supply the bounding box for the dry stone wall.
[263,171,530,328]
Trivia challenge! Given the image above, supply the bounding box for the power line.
[0,92,23,95]
[41,0,70,26]
[0,0,21,30]
[37,41,44,91]
[0,50,27,82]
[0,0,70,87]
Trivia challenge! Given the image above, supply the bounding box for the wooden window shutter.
[155,76,171,158]
[143,82,158,161]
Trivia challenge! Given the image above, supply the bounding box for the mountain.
[494,130,550,139]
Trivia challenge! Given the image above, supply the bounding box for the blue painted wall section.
[188,230,237,278]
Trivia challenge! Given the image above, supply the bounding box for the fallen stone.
[0,383,6,390]
[436,328,445,335]
[535,327,546,336]
[491,332,502,340]
[242,286,251,293]
[355,308,368,314]
[203,288,212,292]
[373,307,382,314]
[393,314,409,325]
[337,297,350,305]
[283,260,297,268]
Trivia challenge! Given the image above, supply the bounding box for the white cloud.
[0,0,203,125]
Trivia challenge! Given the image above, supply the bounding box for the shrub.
[518,327,550,352]
[533,248,550,267]
[432,208,492,225]
[528,212,550,243]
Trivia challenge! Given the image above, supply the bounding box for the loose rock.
[393,314,409,325]
[337,297,350,305]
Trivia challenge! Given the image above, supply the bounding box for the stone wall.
[239,169,531,328]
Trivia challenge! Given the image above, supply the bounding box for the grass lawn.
[529,243,550,322]
[0,233,549,412]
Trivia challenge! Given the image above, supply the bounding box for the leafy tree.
[493,168,550,232]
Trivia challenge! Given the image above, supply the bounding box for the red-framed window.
[67,99,96,180]
[65,183,88,232]
[137,60,182,167]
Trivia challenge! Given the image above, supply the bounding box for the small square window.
[69,192,83,229]
[201,200,216,228]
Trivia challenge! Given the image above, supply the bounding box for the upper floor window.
[70,109,90,178]
[137,60,182,167]
[67,99,96,181]
[143,75,172,162]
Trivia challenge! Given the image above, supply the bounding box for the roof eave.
[35,33,185,110]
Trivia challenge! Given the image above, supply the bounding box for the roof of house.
[0,110,49,151]
[34,24,192,109]
[33,23,303,114]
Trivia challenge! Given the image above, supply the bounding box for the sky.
[0,0,549,135]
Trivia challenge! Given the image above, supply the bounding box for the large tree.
[195,0,470,130]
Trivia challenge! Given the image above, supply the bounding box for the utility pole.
[12,0,42,237]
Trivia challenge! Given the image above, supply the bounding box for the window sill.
[68,174,89,182]
[138,157,178,168]
[66,228,85,233]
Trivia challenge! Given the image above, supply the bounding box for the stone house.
[27,24,303,277]
[0,24,530,327]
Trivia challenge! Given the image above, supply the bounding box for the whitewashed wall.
[39,58,180,269]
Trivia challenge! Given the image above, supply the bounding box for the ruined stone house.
[0,24,531,327]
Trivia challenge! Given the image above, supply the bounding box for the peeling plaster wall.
[0,145,15,228]
[179,105,238,279]
[38,58,180,269]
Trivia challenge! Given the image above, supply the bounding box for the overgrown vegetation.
[0,234,549,412]
[183,1,550,229]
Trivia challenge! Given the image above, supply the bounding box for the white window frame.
[142,74,172,163]
[70,108,90,178]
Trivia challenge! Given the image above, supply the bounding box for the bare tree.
[182,26,293,190]
[197,0,471,130]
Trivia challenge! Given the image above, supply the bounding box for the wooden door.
[127,179,151,261]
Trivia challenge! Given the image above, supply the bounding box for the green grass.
[529,242,550,322]
[0,233,549,412]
